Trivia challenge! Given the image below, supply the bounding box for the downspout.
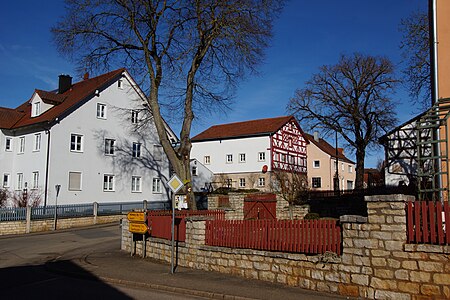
[429,0,441,200]
[44,127,51,207]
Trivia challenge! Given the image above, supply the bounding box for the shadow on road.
[0,260,132,299]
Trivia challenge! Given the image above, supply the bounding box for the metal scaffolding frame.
[382,98,450,201]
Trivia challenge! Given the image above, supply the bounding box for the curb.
[99,276,257,300]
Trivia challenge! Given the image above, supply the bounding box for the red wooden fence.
[407,201,450,245]
[205,219,341,255]
[147,210,225,241]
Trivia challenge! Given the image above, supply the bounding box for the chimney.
[337,148,344,156]
[58,74,72,94]
[313,131,320,142]
[83,72,89,80]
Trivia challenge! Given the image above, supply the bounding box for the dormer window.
[32,102,41,117]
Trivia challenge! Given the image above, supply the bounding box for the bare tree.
[0,189,8,207]
[399,9,431,109]
[287,53,398,189]
[52,0,284,209]
[10,189,42,208]
[270,168,308,219]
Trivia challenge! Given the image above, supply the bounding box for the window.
[132,142,141,158]
[32,102,40,117]
[3,173,10,188]
[132,176,142,192]
[348,165,353,173]
[104,139,115,155]
[334,161,338,171]
[312,177,321,188]
[313,160,320,168]
[258,177,265,187]
[34,134,41,151]
[103,174,115,191]
[70,134,83,152]
[96,103,106,119]
[5,137,11,151]
[131,110,139,124]
[192,166,198,176]
[152,178,161,193]
[16,173,23,190]
[226,178,232,188]
[18,137,25,153]
[68,172,82,191]
[347,180,354,190]
[239,153,246,163]
[204,156,210,164]
[258,152,265,162]
[226,154,233,163]
[118,78,123,89]
[154,145,163,161]
[239,178,246,188]
[32,172,39,189]
[341,163,344,171]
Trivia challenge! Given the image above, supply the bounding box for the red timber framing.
[271,119,307,173]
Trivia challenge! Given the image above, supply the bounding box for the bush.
[0,189,8,207]
[304,213,320,220]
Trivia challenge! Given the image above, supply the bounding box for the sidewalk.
[57,248,350,300]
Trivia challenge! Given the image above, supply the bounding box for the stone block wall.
[123,194,450,299]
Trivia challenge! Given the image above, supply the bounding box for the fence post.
[93,202,98,224]
[26,205,31,233]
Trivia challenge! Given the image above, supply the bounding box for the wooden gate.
[243,194,276,220]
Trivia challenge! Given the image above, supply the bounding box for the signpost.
[127,211,148,257]
[53,184,61,231]
[167,174,184,274]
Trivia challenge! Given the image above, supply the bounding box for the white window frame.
[34,133,41,152]
[32,171,39,189]
[132,142,141,158]
[16,173,23,190]
[347,180,354,190]
[226,154,233,164]
[313,160,320,168]
[131,176,142,192]
[103,174,115,192]
[96,103,107,119]
[104,138,116,155]
[239,178,246,188]
[118,78,123,89]
[5,137,12,151]
[68,172,82,191]
[341,162,344,171]
[312,177,321,188]
[32,102,41,117]
[348,165,353,173]
[3,173,10,188]
[258,177,265,187]
[18,137,25,154]
[258,152,265,162]
[239,153,246,163]
[70,134,83,152]
[204,156,210,165]
[152,178,161,194]
[192,166,198,176]
[131,110,139,124]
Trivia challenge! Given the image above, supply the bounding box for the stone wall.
[123,194,450,299]
[0,215,123,236]
[208,193,309,220]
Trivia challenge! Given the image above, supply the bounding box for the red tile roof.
[303,132,354,164]
[0,68,125,130]
[191,116,297,141]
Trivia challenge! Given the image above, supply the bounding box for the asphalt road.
[0,224,204,299]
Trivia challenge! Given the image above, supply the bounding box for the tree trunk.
[355,147,366,189]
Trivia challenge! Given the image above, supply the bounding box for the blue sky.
[0,0,426,167]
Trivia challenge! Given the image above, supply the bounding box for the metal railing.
[0,200,170,222]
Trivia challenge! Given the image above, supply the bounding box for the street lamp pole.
[54,184,61,230]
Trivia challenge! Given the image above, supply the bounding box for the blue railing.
[0,200,170,222]
[0,207,26,221]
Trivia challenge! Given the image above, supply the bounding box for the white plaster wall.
[47,76,170,205]
[190,159,214,192]
[191,136,271,174]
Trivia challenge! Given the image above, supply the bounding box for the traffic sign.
[168,174,184,193]
[127,211,146,222]
[129,222,148,234]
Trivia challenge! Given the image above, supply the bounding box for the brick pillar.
[26,205,32,233]
[185,217,207,248]
[93,202,98,224]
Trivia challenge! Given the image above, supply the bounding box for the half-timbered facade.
[190,116,308,191]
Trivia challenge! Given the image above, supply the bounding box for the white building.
[0,69,177,207]
[190,116,308,191]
